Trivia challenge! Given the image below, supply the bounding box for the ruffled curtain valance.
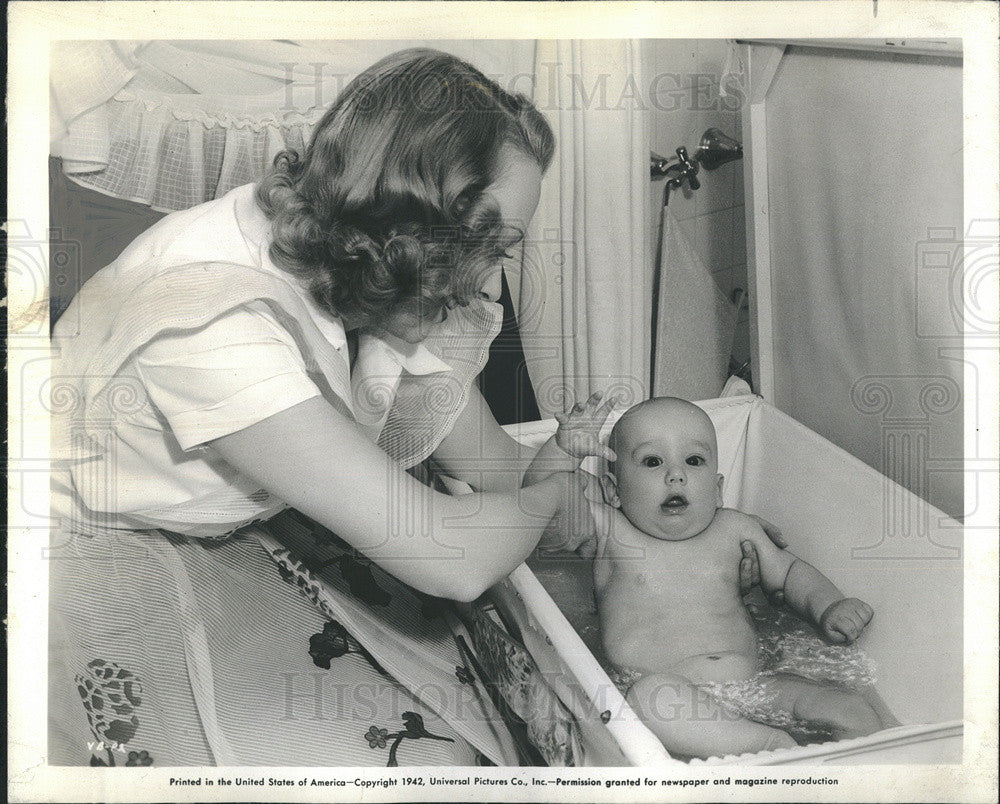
[55,86,322,213]
[50,40,535,212]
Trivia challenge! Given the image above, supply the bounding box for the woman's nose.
[478,271,502,303]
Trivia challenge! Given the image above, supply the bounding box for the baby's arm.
[523,393,616,557]
[733,513,873,644]
[522,392,617,486]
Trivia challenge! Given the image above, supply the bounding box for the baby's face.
[609,399,723,541]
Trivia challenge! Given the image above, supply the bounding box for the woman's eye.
[686,455,705,466]
[423,304,448,323]
[641,456,662,468]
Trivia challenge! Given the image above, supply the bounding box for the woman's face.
[379,148,543,344]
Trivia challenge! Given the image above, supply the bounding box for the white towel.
[652,207,737,401]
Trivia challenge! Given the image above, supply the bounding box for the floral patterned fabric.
[75,659,153,767]
[48,511,518,766]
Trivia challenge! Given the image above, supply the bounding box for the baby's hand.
[819,598,874,644]
[554,392,617,461]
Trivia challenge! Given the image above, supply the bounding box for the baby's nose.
[665,467,686,483]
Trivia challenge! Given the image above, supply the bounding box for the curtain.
[763,46,963,519]
[520,41,651,416]
[50,40,536,212]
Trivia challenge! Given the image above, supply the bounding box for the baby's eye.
[641,456,662,468]
[686,455,706,466]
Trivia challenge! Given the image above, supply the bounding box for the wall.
[754,45,964,518]
[643,39,750,373]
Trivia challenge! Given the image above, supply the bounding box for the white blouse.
[52,184,498,539]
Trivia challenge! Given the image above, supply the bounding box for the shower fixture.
[650,128,743,206]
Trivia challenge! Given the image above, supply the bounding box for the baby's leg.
[760,673,884,740]
[626,673,796,760]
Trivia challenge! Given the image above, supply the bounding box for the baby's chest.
[607,534,740,599]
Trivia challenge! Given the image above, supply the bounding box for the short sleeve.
[134,302,322,449]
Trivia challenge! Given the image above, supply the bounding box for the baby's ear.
[715,473,724,507]
[599,472,622,508]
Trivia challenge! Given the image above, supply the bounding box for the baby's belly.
[600,599,760,681]
[667,651,760,684]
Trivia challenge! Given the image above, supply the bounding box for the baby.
[528,394,884,760]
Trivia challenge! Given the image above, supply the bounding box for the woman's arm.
[430,387,609,557]
[432,387,617,491]
[431,385,538,492]
[210,396,573,602]
[521,436,580,487]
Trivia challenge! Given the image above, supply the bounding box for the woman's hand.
[554,392,617,462]
[749,515,787,549]
[739,540,781,601]
[738,516,788,602]
[537,469,602,558]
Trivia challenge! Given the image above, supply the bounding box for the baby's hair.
[256,48,554,323]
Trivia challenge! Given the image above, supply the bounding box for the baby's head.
[602,397,723,541]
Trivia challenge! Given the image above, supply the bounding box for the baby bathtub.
[478,393,963,766]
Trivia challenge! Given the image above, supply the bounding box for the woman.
[49,48,592,767]
[49,47,780,768]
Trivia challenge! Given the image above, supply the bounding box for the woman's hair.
[256,48,554,324]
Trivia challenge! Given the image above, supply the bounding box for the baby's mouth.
[661,494,689,513]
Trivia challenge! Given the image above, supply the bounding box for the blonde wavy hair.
[256,48,554,325]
